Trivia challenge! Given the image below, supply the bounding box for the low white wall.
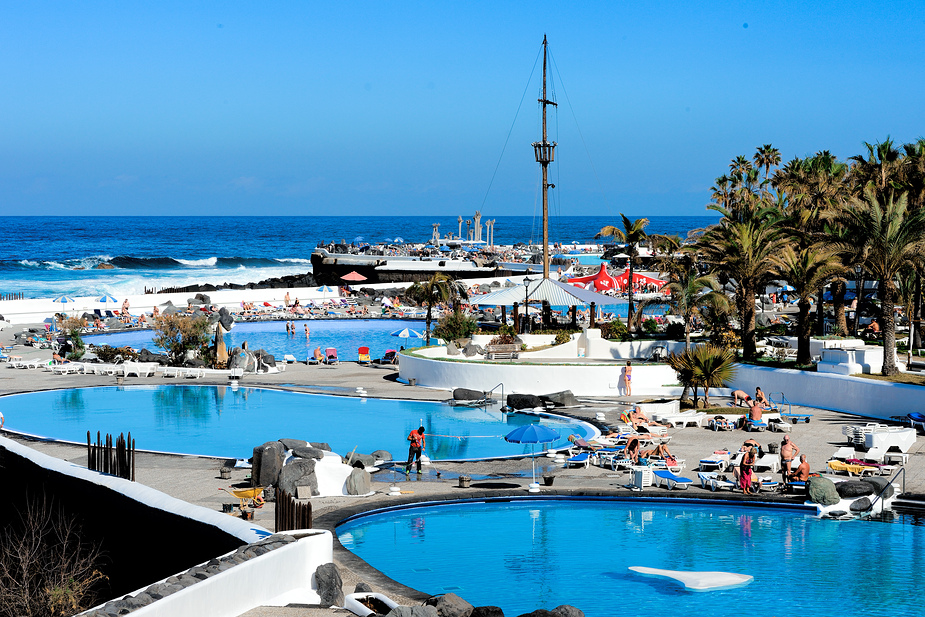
[729,364,917,421]
[400,350,680,396]
[129,530,333,617]
[523,330,686,360]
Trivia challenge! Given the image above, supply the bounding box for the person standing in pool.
[623,361,633,396]
[405,426,426,475]
[304,324,310,341]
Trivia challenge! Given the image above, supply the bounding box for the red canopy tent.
[340,271,367,282]
[613,269,666,291]
[565,264,619,292]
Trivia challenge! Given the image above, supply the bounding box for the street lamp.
[523,277,533,334]
[854,264,864,335]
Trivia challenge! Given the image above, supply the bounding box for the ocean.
[0,215,718,299]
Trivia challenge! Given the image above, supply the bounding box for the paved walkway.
[2,323,924,617]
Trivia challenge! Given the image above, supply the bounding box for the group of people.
[734,434,810,495]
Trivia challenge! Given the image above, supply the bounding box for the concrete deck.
[2,323,924,617]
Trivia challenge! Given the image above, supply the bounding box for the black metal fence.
[87,431,135,481]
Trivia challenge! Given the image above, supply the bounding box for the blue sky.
[2,2,924,217]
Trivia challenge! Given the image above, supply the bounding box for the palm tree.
[698,203,788,360]
[406,273,468,345]
[597,214,649,332]
[753,144,781,183]
[667,344,737,408]
[836,188,925,375]
[772,244,847,365]
[850,137,903,200]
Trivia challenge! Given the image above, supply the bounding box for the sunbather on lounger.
[625,436,641,464]
[631,407,667,428]
[640,443,672,460]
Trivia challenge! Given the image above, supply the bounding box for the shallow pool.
[83,319,428,363]
[0,386,593,459]
[337,498,925,617]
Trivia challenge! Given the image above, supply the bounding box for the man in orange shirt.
[405,426,426,475]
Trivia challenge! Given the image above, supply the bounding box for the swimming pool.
[83,319,428,363]
[0,386,594,459]
[337,497,924,617]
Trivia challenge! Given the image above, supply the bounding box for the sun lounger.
[647,457,685,473]
[566,452,592,468]
[699,451,730,471]
[907,412,925,433]
[653,469,692,490]
[698,471,735,492]
[768,418,792,433]
[755,453,780,473]
[860,447,886,463]
[358,346,371,366]
[709,416,735,431]
[324,348,338,365]
[52,363,84,375]
[827,460,877,477]
[744,418,768,432]
[830,446,857,461]
[283,354,297,364]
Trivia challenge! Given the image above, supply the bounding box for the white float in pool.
[628,566,753,591]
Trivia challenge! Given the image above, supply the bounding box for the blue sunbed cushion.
[654,470,692,483]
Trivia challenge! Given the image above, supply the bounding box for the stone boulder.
[349,453,376,468]
[371,449,392,461]
[315,563,344,608]
[454,388,485,401]
[387,607,438,617]
[252,441,285,487]
[291,447,327,460]
[279,438,308,450]
[462,343,484,357]
[139,348,169,365]
[861,476,895,500]
[446,341,460,356]
[195,293,212,305]
[807,476,840,506]
[278,458,318,497]
[471,608,505,617]
[254,349,276,371]
[355,582,373,593]
[517,610,555,617]
[311,442,332,451]
[228,347,246,369]
[217,306,234,331]
[507,393,543,410]
[836,481,875,498]
[434,593,474,617]
[849,497,873,513]
[345,468,372,495]
[540,390,578,407]
[552,607,584,617]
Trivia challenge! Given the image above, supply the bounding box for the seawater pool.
[0,386,593,460]
[337,498,925,617]
[83,319,428,363]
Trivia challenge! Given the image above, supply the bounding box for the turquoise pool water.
[0,386,593,459]
[337,498,925,617]
[83,319,428,363]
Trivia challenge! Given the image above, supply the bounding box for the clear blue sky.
[2,2,924,217]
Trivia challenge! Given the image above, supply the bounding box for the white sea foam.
[176,257,218,267]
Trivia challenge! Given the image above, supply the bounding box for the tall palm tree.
[850,137,903,200]
[753,144,781,183]
[772,244,847,365]
[836,188,925,375]
[698,203,787,360]
[597,214,649,332]
[406,273,468,345]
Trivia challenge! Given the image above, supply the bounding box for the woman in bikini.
[624,361,633,396]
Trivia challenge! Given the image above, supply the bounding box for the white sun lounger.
[698,471,735,491]
[52,363,84,375]
[653,469,693,490]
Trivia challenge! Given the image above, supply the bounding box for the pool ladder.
[485,383,507,410]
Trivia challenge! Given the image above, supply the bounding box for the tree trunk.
[796,298,812,365]
[832,281,848,336]
[815,288,825,336]
[425,304,433,345]
[853,274,865,336]
[741,282,757,360]
[914,273,922,350]
[881,280,898,376]
[627,255,635,333]
[703,387,711,408]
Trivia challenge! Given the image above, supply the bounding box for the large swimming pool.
[0,386,593,459]
[83,319,428,363]
[337,498,925,617]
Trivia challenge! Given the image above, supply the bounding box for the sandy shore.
[2,323,923,616]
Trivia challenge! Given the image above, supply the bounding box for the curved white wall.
[399,349,680,397]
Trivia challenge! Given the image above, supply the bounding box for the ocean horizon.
[0,215,719,299]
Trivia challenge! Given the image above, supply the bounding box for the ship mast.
[532,35,557,279]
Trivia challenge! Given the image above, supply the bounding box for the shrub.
[152,314,214,366]
[713,328,741,350]
[62,317,86,361]
[642,317,659,334]
[599,319,630,341]
[94,345,139,363]
[664,322,685,339]
[489,333,517,345]
[432,310,478,342]
[554,331,573,345]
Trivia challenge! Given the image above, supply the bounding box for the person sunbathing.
[639,443,673,460]
[754,387,769,407]
[624,436,641,463]
[313,347,324,363]
[631,407,667,429]
[788,454,810,482]
[748,403,763,423]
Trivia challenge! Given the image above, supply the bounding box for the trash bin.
[458,475,471,488]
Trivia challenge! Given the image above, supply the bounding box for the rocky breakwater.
[157,272,317,295]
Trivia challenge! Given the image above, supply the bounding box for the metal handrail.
[485,383,506,408]
[862,466,905,517]
[769,392,792,415]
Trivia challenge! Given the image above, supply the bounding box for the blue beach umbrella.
[440,245,451,252]
[505,424,560,488]
[53,295,75,304]
[98,294,118,304]
[391,328,423,339]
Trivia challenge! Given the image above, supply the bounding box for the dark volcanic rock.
[253,441,285,487]
[507,393,543,410]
